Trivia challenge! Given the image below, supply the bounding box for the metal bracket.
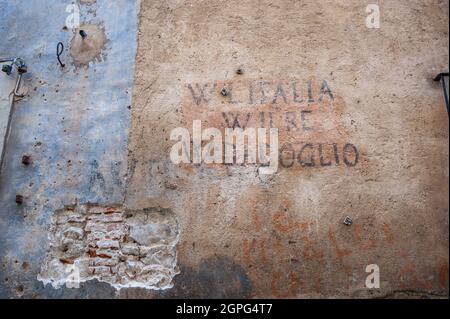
[434,72,449,116]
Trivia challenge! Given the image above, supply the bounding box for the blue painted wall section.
[0,0,139,297]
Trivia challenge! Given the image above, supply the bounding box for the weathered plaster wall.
[0,75,14,165]
[125,0,449,298]
[0,0,448,299]
[0,0,139,297]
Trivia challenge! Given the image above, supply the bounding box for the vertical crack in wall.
[38,204,179,290]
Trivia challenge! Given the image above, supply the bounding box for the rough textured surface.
[125,0,449,298]
[38,205,179,290]
[0,0,448,298]
[70,24,108,67]
[0,0,139,298]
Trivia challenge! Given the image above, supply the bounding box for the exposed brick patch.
[38,204,179,290]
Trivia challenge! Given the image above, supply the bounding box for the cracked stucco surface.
[0,0,448,298]
[125,0,449,298]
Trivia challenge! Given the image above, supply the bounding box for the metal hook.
[434,72,449,116]
[57,42,65,68]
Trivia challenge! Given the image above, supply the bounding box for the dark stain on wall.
[119,255,252,298]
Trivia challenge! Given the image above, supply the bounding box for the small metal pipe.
[13,73,24,97]
[1,58,24,65]
[0,57,27,175]
[0,91,16,175]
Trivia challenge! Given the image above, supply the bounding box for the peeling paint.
[0,0,140,298]
[70,24,108,67]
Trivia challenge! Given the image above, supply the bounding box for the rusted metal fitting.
[21,155,31,165]
[15,195,24,205]
[343,216,353,226]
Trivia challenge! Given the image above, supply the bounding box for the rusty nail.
[15,195,24,205]
[21,155,31,165]
[343,216,353,226]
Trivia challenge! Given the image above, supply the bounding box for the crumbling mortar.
[38,204,179,290]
